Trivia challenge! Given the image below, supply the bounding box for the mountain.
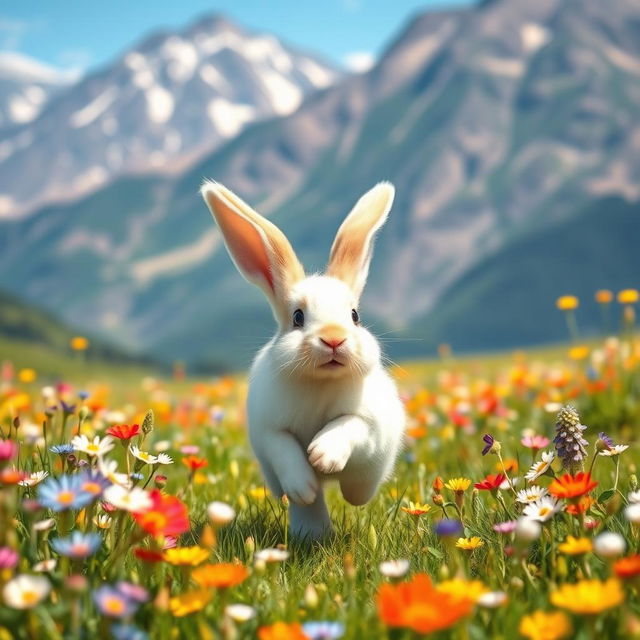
[0,15,339,218]
[0,52,78,131]
[2,0,640,368]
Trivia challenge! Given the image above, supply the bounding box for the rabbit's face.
[271,275,380,380]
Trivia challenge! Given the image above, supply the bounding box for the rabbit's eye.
[293,309,305,328]
[351,309,360,324]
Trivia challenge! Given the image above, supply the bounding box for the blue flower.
[38,474,94,511]
[111,624,149,640]
[51,531,102,558]
[78,390,90,400]
[434,519,463,538]
[50,444,74,455]
[302,622,345,639]
[93,585,139,618]
[78,469,110,498]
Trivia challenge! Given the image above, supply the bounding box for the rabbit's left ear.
[326,182,395,299]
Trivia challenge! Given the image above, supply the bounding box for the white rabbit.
[201,181,405,540]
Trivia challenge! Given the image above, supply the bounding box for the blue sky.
[0,0,472,73]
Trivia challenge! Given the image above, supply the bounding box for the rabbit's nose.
[320,336,346,350]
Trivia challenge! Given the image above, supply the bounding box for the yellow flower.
[248,487,269,500]
[556,296,579,311]
[595,289,613,304]
[558,536,592,556]
[437,578,488,604]
[163,546,210,566]
[550,578,624,614]
[18,368,36,383]
[444,478,471,492]
[519,610,572,640]
[618,289,639,305]
[169,589,211,617]
[401,501,431,516]
[455,537,484,551]
[568,345,589,361]
[70,336,89,351]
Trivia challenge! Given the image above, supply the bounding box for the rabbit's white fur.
[201,181,405,539]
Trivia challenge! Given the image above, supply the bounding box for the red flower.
[548,472,598,500]
[133,547,165,563]
[133,490,190,537]
[106,424,140,440]
[182,455,208,471]
[474,474,506,491]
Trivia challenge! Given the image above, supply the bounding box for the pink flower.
[521,434,550,451]
[180,445,200,455]
[0,440,18,462]
[0,546,19,569]
[493,520,518,534]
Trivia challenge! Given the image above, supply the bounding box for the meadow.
[1,291,640,639]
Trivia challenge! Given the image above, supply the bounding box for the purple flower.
[60,401,76,415]
[302,621,345,639]
[482,434,494,456]
[0,546,19,569]
[434,519,463,538]
[597,432,614,450]
[116,582,149,604]
[93,585,139,618]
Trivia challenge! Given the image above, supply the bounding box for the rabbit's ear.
[326,182,394,299]
[201,181,304,318]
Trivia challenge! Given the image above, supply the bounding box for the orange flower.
[182,456,208,471]
[133,490,190,537]
[377,573,473,634]
[548,472,597,500]
[614,555,640,579]
[566,496,595,515]
[432,476,445,492]
[258,622,308,640]
[106,424,140,440]
[401,501,431,516]
[595,290,613,304]
[192,562,249,589]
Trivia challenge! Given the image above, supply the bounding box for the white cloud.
[0,16,32,49]
[343,51,375,73]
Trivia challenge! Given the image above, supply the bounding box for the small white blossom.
[129,445,158,465]
[2,575,51,609]
[103,485,152,512]
[594,532,626,558]
[379,559,410,578]
[72,434,115,458]
[207,501,236,526]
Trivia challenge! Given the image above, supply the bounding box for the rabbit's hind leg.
[289,489,332,541]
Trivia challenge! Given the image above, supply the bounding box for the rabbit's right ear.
[201,182,304,320]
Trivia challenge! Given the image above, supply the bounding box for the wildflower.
[258,623,308,640]
[432,476,444,493]
[377,573,472,634]
[33,559,57,572]
[553,406,588,473]
[474,474,505,492]
[207,501,236,526]
[596,432,614,451]
[94,514,112,529]
[401,501,431,516]
[106,424,140,441]
[515,518,541,543]
[548,472,597,500]
[0,439,18,461]
[18,470,49,487]
[156,453,173,465]
[456,537,484,550]
[254,548,290,563]
[133,490,190,537]
[599,444,629,457]
[481,434,500,455]
[516,486,547,504]
[129,445,158,465]
[133,548,164,563]
[192,563,248,589]
[568,346,589,360]
[49,443,74,455]
[493,520,517,534]
[566,496,595,515]
[33,518,55,532]
[593,532,626,559]
[2,575,51,609]
[70,336,89,351]
[72,434,115,458]
[104,485,152,512]
[111,624,149,640]
[434,519,463,538]
[225,603,257,622]
[303,622,345,640]
[169,589,211,617]
[38,474,94,511]
[116,582,149,604]
[379,559,410,578]
[625,503,640,523]
[163,546,210,566]
[98,459,130,487]
[519,610,572,640]
[524,451,556,481]
[0,468,27,485]
[445,477,471,492]
[93,585,138,618]
[618,289,639,304]
[629,491,640,504]
[477,591,508,608]
[0,547,18,569]
[550,578,624,614]
[523,497,564,523]
[182,455,208,471]
[437,578,487,603]
[595,290,613,304]
[558,536,592,555]
[556,296,578,310]
[51,531,102,558]
[521,435,550,451]
[614,555,640,579]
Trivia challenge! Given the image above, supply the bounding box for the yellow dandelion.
[444,477,471,492]
[168,589,211,617]
[558,536,592,556]
[556,296,579,311]
[455,537,484,551]
[550,578,624,614]
[163,546,210,567]
[519,610,572,640]
[618,289,639,305]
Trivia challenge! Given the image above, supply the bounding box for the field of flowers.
[1,290,640,639]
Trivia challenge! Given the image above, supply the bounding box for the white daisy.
[94,514,113,529]
[129,444,158,465]
[254,548,290,563]
[525,451,555,481]
[103,485,152,512]
[98,459,130,487]
[2,575,51,609]
[523,496,563,522]
[156,453,174,465]
[71,434,115,458]
[19,470,49,487]
[225,604,256,622]
[207,501,236,526]
[379,559,410,578]
[516,486,548,504]
[599,445,629,457]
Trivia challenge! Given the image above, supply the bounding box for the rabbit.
[201,181,406,540]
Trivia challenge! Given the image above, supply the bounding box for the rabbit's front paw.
[308,431,352,474]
